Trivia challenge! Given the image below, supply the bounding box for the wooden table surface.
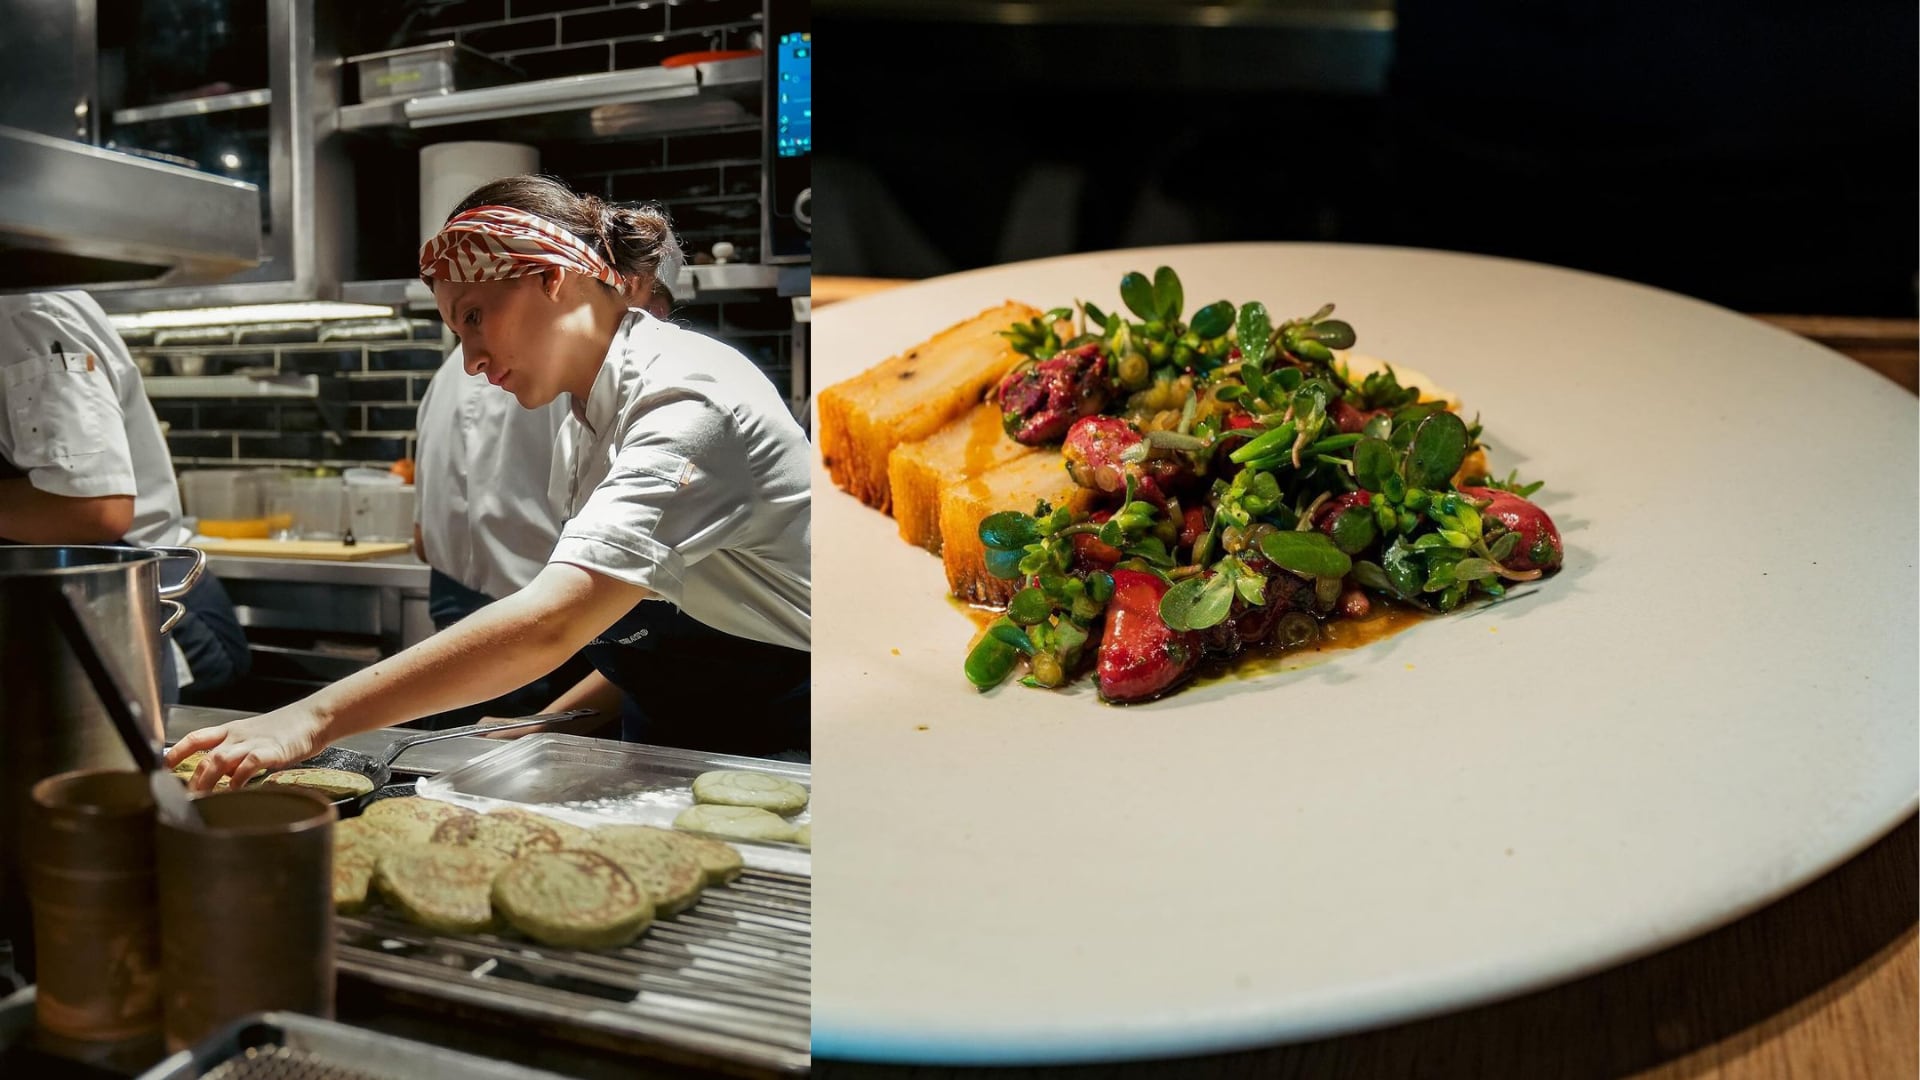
[810,275,1919,1080]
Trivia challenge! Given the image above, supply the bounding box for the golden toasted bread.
[1453,447,1490,489]
[887,403,1036,553]
[818,301,1039,512]
[939,451,1089,606]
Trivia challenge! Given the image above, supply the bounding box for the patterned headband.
[418,205,624,289]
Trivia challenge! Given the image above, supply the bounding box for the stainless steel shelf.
[342,262,784,309]
[143,372,319,398]
[0,124,262,292]
[684,263,780,297]
[338,58,761,141]
[112,87,273,126]
[340,278,436,310]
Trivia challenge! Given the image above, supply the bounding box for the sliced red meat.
[1097,570,1202,703]
[1458,487,1563,572]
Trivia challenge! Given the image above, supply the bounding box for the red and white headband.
[418,205,624,289]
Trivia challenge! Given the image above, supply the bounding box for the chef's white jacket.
[0,291,188,547]
[549,310,810,652]
[415,347,569,600]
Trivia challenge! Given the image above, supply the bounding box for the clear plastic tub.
[176,470,260,520]
[284,478,345,540]
[347,484,415,543]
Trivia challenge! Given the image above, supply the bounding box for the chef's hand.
[165,707,328,793]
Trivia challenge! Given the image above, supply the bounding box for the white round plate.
[810,244,1918,1065]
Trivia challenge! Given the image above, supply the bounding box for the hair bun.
[605,203,683,298]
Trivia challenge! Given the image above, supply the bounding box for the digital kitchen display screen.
[776,31,810,158]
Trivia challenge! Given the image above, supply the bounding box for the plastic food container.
[178,469,275,537]
[177,470,260,521]
[347,484,416,543]
[285,477,346,540]
[346,40,518,104]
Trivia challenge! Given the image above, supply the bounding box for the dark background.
[815,0,1918,316]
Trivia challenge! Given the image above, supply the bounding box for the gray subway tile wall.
[146,0,793,473]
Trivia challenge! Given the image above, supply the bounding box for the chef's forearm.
[0,480,132,543]
[305,563,644,742]
[542,668,625,724]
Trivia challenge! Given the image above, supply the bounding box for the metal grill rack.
[200,1045,388,1080]
[336,869,811,1075]
[137,1010,577,1080]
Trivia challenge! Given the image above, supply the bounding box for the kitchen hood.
[0,125,262,292]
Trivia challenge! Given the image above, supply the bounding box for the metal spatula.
[51,581,199,827]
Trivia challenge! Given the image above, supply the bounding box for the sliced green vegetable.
[965,621,1022,689]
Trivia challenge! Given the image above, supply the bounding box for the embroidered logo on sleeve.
[623,448,696,487]
[587,627,651,647]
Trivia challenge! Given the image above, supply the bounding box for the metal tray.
[137,1011,568,1079]
[417,735,810,876]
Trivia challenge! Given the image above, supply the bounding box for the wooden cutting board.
[192,539,414,561]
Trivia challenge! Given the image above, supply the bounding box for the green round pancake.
[494,808,594,851]
[602,825,744,886]
[333,816,388,914]
[374,843,509,933]
[493,850,653,949]
[587,825,706,916]
[267,767,375,800]
[431,810,561,860]
[674,803,798,844]
[691,770,809,815]
[363,797,474,845]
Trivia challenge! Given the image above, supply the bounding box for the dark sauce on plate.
[952,594,1433,696]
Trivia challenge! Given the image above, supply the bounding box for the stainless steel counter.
[206,552,431,590]
[201,555,436,700]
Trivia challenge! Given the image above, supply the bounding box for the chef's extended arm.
[168,561,653,789]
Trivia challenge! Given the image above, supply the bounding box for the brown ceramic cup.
[156,787,336,1052]
[26,769,162,1042]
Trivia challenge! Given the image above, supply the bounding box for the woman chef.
[169,175,811,786]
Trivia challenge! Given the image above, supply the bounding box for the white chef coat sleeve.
[548,395,750,600]
[0,304,136,499]
[412,374,436,529]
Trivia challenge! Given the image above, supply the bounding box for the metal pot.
[0,544,204,979]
